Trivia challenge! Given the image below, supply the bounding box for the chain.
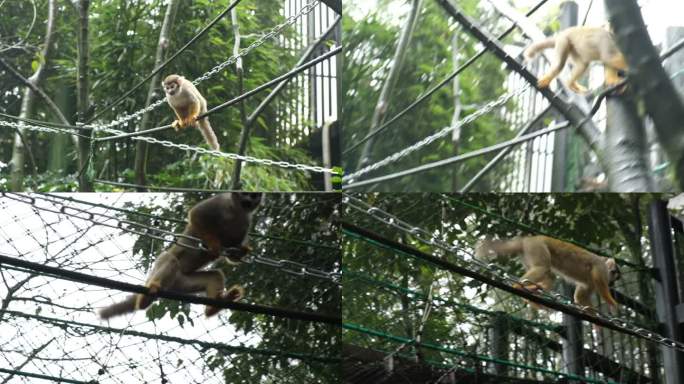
[343,84,530,182]
[97,125,338,174]
[0,119,88,138]
[87,0,320,131]
[342,194,684,352]
[5,118,337,174]
[3,193,339,283]
[244,255,341,284]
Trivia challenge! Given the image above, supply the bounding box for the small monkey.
[524,26,628,93]
[98,192,263,319]
[162,74,220,150]
[476,236,621,313]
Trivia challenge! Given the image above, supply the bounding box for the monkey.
[162,74,220,150]
[475,236,621,314]
[98,192,263,320]
[523,26,628,93]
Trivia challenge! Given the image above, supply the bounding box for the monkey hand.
[172,120,183,131]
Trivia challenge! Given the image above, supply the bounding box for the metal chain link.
[87,0,321,131]
[244,255,340,284]
[0,119,82,137]
[343,84,530,182]
[97,125,338,174]
[342,194,684,353]
[3,119,338,174]
[4,192,339,283]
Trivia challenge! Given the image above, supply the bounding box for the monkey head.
[232,192,263,212]
[162,74,183,96]
[605,258,621,286]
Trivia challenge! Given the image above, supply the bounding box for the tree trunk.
[604,95,654,191]
[133,0,179,191]
[604,0,684,190]
[9,0,58,190]
[230,7,248,190]
[356,0,423,173]
[450,34,462,191]
[76,0,92,191]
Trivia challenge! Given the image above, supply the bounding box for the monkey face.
[162,74,182,96]
[163,80,179,96]
[234,192,263,211]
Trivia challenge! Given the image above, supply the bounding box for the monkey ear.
[605,258,617,269]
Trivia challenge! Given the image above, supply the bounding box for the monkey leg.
[592,268,619,313]
[604,55,629,93]
[537,38,570,89]
[512,266,549,291]
[135,252,179,311]
[172,270,227,317]
[565,61,589,93]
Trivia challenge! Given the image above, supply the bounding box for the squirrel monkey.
[524,26,628,93]
[162,74,220,150]
[476,236,621,313]
[98,192,263,319]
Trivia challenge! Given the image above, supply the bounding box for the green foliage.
[0,0,323,190]
[343,1,511,191]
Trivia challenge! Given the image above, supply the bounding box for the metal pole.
[648,199,684,384]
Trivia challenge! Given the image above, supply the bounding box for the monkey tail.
[475,238,524,259]
[197,119,220,151]
[523,36,556,61]
[98,295,137,320]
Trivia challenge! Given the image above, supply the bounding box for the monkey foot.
[240,244,252,254]
[537,77,552,89]
[568,82,588,94]
[204,286,244,317]
[135,281,161,310]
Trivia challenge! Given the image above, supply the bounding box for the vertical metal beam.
[648,200,684,384]
[551,1,578,192]
[561,282,584,380]
[488,312,509,376]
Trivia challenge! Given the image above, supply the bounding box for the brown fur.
[476,236,620,313]
[524,26,628,93]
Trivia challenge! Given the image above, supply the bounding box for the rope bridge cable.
[2,309,341,364]
[344,223,652,332]
[344,80,614,189]
[41,192,341,250]
[343,270,562,332]
[343,84,531,183]
[435,0,605,164]
[3,118,339,175]
[0,368,95,384]
[342,0,550,156]
[197,46,342,121]
[4,193,341,283]
[341,196,684,351]
[343,120,569,189]
[85,0,244,123]
[444,196,645,269]
[93,179,234,192]
[93,45,342,143]
[85,0,320,131]
[343,323,618,384]
[0,253,340,325]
